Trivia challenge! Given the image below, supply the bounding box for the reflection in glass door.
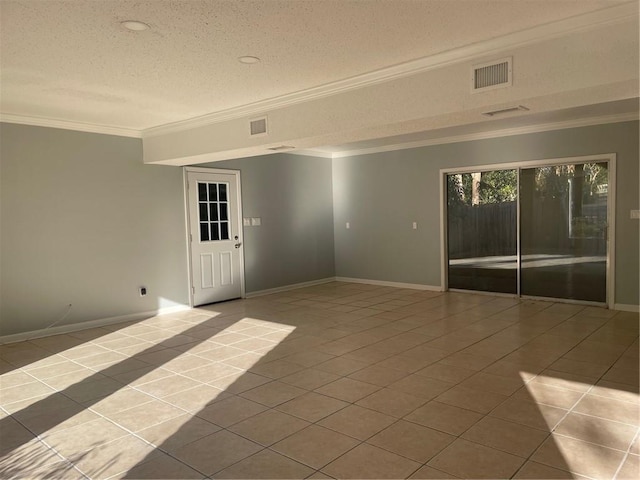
[447,169,518,294]
[520,162,608,303]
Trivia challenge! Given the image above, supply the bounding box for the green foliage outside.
[447,169,517,207]
[533,163,608,201]
[447,163,609,238]
[447,163,608,206]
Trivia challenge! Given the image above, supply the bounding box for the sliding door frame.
[440,153,616,308]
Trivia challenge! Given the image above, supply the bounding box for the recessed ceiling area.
[1,0,638,162]
[306,99,640,158]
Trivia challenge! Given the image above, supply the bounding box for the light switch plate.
[251,217,262,226]
[631,210,640,219]
[243,218,251,226]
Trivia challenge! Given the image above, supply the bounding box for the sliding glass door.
[520,162,608,303]
[445,158,610,305]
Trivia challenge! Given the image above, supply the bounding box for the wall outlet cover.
[631,210,640,219]
[243,218,251,226]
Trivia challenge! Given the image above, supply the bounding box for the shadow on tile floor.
[1,282,638,479]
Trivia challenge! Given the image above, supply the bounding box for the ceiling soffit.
[142,1,637,139]
[142,13,639,164]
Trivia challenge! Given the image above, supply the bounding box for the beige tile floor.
[1,282,638,479]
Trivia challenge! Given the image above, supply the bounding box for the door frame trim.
[183,166,246,307]
[440,153,616,309]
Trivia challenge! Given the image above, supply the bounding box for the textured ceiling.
[0,0,631,131]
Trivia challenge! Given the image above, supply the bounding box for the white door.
[186,169,244,306]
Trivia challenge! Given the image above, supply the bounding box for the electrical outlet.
[251,217,262,226]
[139,286,147,297]
[412,222,418,230]
[631,210,640,220]
[243,218,251,226]
[346,222,350,229]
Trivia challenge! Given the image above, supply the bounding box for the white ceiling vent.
[482,105,529,117]
[267,145,295,152]
[472,57,512,93]
[249,116,268,136]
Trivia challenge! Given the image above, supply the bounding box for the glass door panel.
[520,163,608,302]
[447,170,518,294]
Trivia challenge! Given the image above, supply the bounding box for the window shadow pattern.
[1,283,638,479]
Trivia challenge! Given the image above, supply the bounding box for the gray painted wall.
[333,121,639,306]
[2,120,636,337]
[1,124,189,336]
[1,127,335,337]
[208,153,336,292]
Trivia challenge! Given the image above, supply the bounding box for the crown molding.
[330,112,639,159]
[142,2,637,138]
[3,111,635,158]
[0,114,142,138]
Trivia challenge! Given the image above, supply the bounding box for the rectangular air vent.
[267,145,294,152]
[472,57,512,93]
[249,116,267,136]
[482,105,529,117]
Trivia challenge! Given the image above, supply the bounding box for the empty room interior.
[1,1,639,479]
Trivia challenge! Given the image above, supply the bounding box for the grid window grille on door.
[198,182,230,241]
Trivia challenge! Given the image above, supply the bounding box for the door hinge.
[191,286,195,294]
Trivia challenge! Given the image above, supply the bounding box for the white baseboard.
[245,276,443,298]
[245,277,336,298]
[0,305,191,345]
[613,304,640,313]
[335,277,443,292]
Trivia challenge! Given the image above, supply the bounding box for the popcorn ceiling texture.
[0,0,629,130]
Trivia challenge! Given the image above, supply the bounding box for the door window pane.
[220,222,229,240]
[199,203,208,221]
[219,203,229,221]
[447,170,518,294]
[209,203,219,221]
[198,183,208,202]
[210,223,220,241]
[200,223,209,241]
[197,181,232,242]
[219,184,228,201]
